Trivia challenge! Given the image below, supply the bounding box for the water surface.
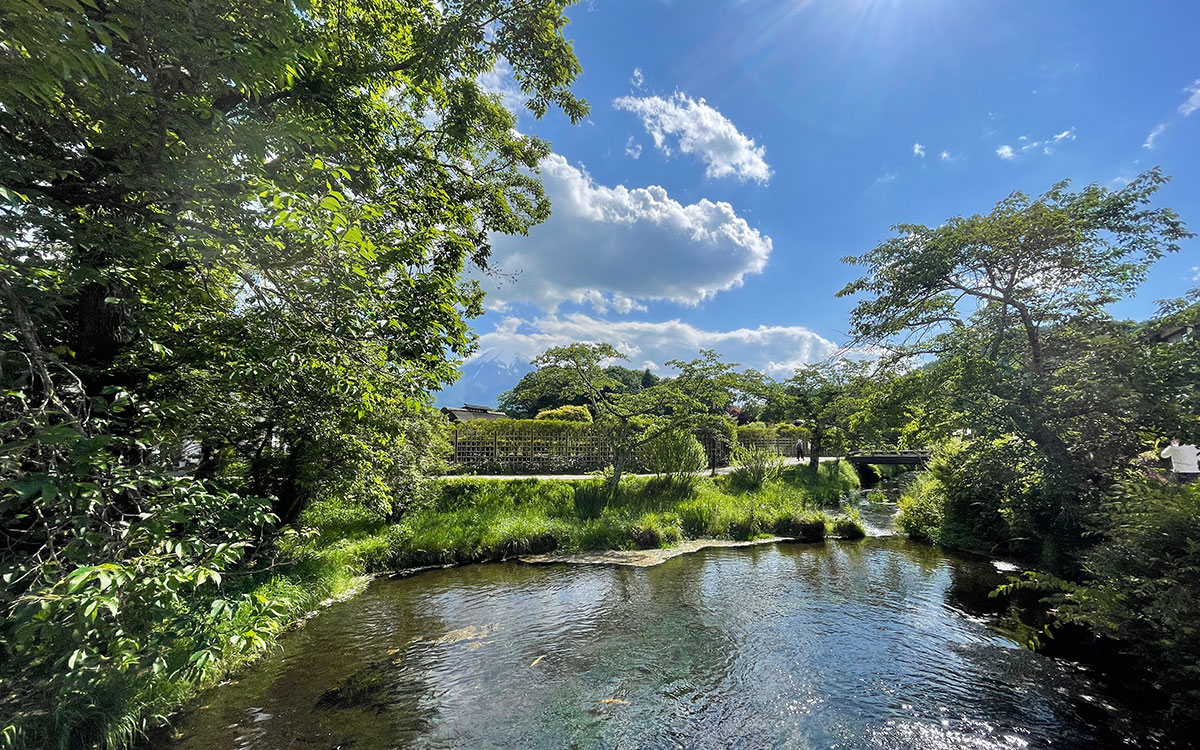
[159,511,1168,749]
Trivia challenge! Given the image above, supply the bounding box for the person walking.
[795,439,805,461]
[1160,438,1200,484]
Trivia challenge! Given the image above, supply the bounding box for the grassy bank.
[4,555,368,750]
[6,462,860,750]
[290,461,864,571]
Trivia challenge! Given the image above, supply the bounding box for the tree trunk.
[808,426,823,472]
[608,450,626,500]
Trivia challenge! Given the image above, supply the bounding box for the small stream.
[155,502,1175,749]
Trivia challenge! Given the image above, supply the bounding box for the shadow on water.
[153,538,1184,750]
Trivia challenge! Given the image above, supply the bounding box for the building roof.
[441,405,508,422]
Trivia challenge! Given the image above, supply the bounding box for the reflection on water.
[157,526,1174,750]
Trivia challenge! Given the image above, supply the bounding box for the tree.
[666,350,751,473]
[500,363,655,417]
[0,1,587,743]
[838,169,1188,469]
[779,360,863,469]
[534,344,705,496]
[499,367,588,417]
[838,171,1191,568]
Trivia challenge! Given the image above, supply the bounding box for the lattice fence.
[450,422,612,474]
[449,420,809,474]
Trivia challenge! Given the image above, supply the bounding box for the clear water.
[157,507,1172,750]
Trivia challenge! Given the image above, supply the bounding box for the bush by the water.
[996,478,1200,724]
[897,472,946,543]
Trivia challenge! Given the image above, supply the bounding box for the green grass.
[10,461,863,750]
[292,461,865,572]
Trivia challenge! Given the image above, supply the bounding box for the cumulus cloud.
[470,314,838,377]
[913,143,926,158]
[630,67,644,89]
[482,154,773,311]
[612,92,772,182]
[624,136,642,159]
[940,150,954,160]
[1192,265,1200,282]
[996,145,1016,160]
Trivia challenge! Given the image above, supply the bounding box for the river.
[155,502,1175,749]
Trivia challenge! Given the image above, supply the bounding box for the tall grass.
[296,461,866,573]
[16,462,863,750]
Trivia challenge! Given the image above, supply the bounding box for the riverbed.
[155,503,1173,749]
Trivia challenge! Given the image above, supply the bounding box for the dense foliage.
[499,364,658,418]
[997,479,1200,721]
[0,0,586,745]
[842,171,1199,723]
[535,405,592,422]
[839,170,1192,570]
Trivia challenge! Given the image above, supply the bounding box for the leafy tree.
[499,367,590,418]
[534,344,705,495]
[0,0,587,744]
[500,363,657,418]
[766,360,864,469]
[667,350,750,473]
[838,169,1188,469]
[838,171,1191,568]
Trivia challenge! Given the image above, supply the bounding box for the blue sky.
[440,0,1200,405]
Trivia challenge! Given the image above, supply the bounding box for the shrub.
[638,429,708,485]
[626,513,683,548]
[830,506,866,539]
[729,444,785,489]
[535,405,592,422]
[998,478,1200,723]
[897,471,945,543]
[773,512,827,542]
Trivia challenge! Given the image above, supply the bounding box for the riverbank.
[292,462,865,572]
[7,463,862,750]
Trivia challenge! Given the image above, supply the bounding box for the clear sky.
[444,0,1200,403]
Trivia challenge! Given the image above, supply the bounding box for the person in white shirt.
[1160,438,1200,483]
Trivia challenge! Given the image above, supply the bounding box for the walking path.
[437,456,841,482]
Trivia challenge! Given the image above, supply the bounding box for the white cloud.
[1179,79,1200,117]
[873,170,898,186]
[1191,265,1200,282]
[1144,123,1167,149]
[1142,79,1200,150]
[470,314,838,377]
[913,142,926,158]
[613,92,772,182]
[624,136,642,159]
[940,150,952,160]
[630,67,644,89]
[997,127,1075,159]
[483,154,773,311]
[477,59,525,116]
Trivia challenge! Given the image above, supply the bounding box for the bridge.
[844,450,931,467]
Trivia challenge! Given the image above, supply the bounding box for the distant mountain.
[432,352,533,410]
